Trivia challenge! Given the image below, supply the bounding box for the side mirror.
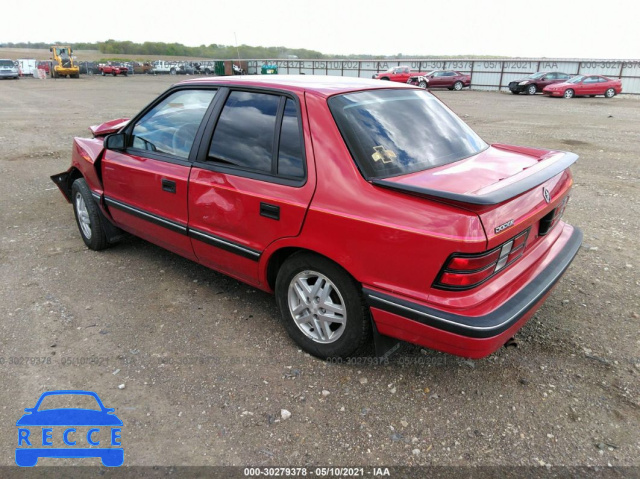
[104,133,126,151]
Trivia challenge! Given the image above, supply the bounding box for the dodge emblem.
[542,187,551,204]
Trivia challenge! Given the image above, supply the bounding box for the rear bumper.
[365,225,582,358]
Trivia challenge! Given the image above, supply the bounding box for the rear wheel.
[453,81,464,91]
[563,89,574,99]
[511,90,520,94]
[527,84,537,95]
[604,88,616,98]
[71,178,109,251]
[275,253,371,359]
[170,68,176,75]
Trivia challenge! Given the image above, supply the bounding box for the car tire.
[71,178,109,251]
[510,90,520,95]
[453,81,463,91]
[418,80,428,89]
[604,88,616,98]
[101,71,105,76]
[527,84,537,95]
[275,252,372,359]
[380,77,390,81]
[170,68,176,75]
[563,89,574,99]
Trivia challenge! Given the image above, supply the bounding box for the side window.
[207,91,305,181]
[209,91,280,173]
[546,73,557,80]
[130,89,216,159]
[278,99,304,178]
[598,77,608,83]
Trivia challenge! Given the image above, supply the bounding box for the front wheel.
[275,253,371,359]
[101,70,105,76]
[563,89,574,99]
[527,84,537,95]
[604,88,616,98]
[71,178,109,251]
[453,81,463,91]
[510,90,520,94]
[418,80,427,89]
[170,68,176,75]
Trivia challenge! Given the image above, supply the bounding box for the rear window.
[328,89,487,179]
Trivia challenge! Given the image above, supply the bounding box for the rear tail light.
[434,228,530,290]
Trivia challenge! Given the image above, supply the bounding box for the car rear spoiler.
[371,152,578,206]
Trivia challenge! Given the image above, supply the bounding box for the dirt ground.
[0,75,638,473]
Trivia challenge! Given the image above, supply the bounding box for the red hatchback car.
[52,76,582,359]
[542,75,622,98]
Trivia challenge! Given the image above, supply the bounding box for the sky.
[3,0,639,59]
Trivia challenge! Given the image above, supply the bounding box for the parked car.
[0,59,19,79]
[99,63,128,76]
[543,75,622,98]
[51,76,582,360]
[408,70,471,90]
[133,62,153,74]
[37,60,51,74]
[175,63,195,75]
[372,65,428,83]
[508,72,574,95]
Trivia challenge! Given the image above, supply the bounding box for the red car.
[408,70,471,91]
[51,76,582,360]
[99,63,128,76]
[372,66,428,83]
[543,75,622,98]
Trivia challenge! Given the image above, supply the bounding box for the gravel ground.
[0,75,638,473]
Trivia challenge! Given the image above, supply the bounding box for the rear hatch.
[373,143,576,250]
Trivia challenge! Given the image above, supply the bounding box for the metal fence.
[244,59,640,94]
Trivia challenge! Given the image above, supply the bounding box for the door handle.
[260,202,280,220]
[161,178,176,193]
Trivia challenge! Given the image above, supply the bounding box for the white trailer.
[17,59,38,77]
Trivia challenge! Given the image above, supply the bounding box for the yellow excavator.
[49,45,79,78]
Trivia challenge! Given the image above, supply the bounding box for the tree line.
[1,40,331,59]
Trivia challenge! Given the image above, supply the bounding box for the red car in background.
[51,76,581,360]
[372,66,429,83]
[408,70,471,91]
[99,63,128,76]
[543,75,622,98]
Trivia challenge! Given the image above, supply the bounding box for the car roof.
[178,75,414,98]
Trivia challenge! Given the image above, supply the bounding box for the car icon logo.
[15,390,123,467]
[542,187,551,204]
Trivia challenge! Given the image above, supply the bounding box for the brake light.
[434,228,530,290]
